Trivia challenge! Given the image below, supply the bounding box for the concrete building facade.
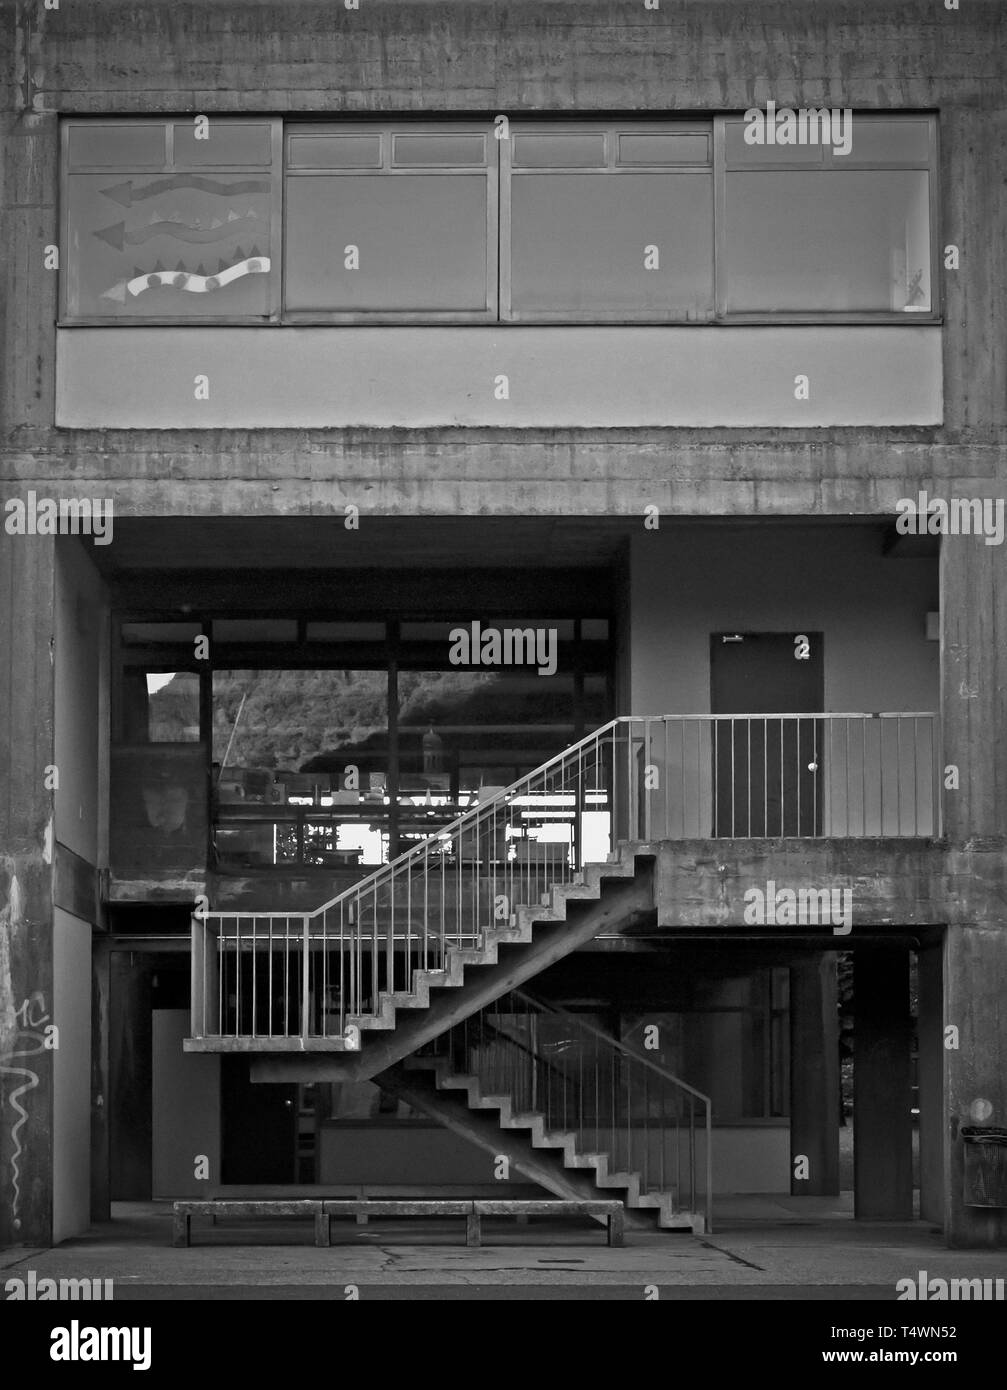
[1,0,1005,1250]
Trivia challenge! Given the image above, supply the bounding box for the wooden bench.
[173,1197,624,1248]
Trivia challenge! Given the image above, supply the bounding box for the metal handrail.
[511,988,712,1104]
[512,987,714,1233]
[432,987,714,1233]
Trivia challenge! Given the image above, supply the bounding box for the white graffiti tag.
[0,993,49,1230]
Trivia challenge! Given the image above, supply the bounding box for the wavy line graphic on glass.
[93,213,265,249]
[100,254,271,302]
[100,176,270,207]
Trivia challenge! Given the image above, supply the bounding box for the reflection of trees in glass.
[210,667,583,777]
[147,674,200,742]
[212,670,390,771]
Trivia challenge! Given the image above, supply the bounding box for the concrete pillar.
[940,537,1007,1246]
[789,954,839,1195]
[854,946,913,1219]
[0,534,57,1246]
[944,928,1007,1247]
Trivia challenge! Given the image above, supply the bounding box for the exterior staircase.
[246,846,654,1084]
[377,990,710,1233]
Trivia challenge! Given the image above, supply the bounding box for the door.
[221,1058,298,1183]
[710,632,823,836]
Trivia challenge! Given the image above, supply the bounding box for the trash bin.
[961,1126,1007,1208]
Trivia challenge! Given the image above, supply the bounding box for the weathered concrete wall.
[1,1,1006,517]
[0,533,55,1247]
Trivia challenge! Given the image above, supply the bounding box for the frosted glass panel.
[284,174,489,311]
[617,133,709,166]
[509,172,713,317]
[392,134,486,166]
[172,122,273,167]
[724,170,931,312]
[288,134,382,168]
[64,172,274,319]
[513,134,606,168]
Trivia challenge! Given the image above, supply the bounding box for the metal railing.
[423,988,713,1233]
[190,712,939,1044]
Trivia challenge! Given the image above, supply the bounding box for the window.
[61,119,281,322]
[283,123,498,320]
[503,124,714,321]
[719,115,935,316]
[61,115,938,326]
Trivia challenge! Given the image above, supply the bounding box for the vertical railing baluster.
[301,916,310,1041]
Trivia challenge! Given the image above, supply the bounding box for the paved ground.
[2,1196,1004,1300]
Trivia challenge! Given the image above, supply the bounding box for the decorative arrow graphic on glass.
[93,215,265,249]
[100,253,270,303]
[99,176,270,207]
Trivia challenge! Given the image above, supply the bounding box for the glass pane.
[509,171,713,317]
[64,172,274,319]
[392,133,486,166]
[284,174,489,311]
[121,621,203,646]
[512,133,606,168]
[287,133,382,169]
[724,119,826,166]
[67,123,166,169]
[305,621,386,642]
[121,671,201,742]
[172,122,273,167]
[724,169,931,312]
[396,668,577,855]
[617,133,709,165]
[212,619,298,643]
[212,670,391,870]
[842,118,931,165]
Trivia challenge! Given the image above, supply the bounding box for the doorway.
[710,632,824,836]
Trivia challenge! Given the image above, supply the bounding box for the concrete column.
[0,533,57,1246]
[944,928,1007,1247]
[940,537,1007,1245]
[854,947,913,1219]
[789,954,839,1195]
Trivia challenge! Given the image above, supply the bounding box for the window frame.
[281,120,500,324]
[713,111,941,324]
[59,116,283,327]
[58,113,942,329]
[499,120,716,324]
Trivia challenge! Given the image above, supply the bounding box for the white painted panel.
[56,326,942,429]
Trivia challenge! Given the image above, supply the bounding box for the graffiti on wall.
[1,866,50,1231]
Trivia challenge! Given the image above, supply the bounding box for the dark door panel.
[710,633,824,837]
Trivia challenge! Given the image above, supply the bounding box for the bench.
[172,1199,328,1248]
[468,1200,624,1248]
[172,1197,624,1248]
